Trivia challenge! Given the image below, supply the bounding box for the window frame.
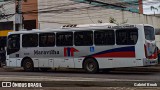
[94,30,115,45]
[7,34,20,49]
[144,26,155,41]
[22,33,38,47]
[56,32,73,46]
[116,28,138,45]
[74,31,93,46]
[39,33,55,47]
[7,34,20,55]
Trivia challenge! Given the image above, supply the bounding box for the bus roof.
[8,27,113,35]
[61,23,117,28]
[8,24,153,35]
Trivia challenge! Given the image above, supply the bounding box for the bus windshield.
[144,26,155,40]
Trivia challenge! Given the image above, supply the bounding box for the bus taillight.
[144,44,157,59]
[144,44,147,58]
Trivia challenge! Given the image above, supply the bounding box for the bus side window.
[116,29,138,45]
[74,31,93,46]
[8,34,20,49]
[22,34,38,47]
[56,32,73,46]
[7,34,20,55]
[39,33,55,47]
[130,31,138,44]
[94,30,115,45]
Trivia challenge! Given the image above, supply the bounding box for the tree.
[109,17,116,23]
[108,17,128,25]
[150,6,158,15]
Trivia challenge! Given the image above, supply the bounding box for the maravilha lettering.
[34,50,59,55]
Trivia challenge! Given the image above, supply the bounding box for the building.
[0,0,159,30]
[0,0,160,50]
[38,0,160,29]
[0,0,38,31]
[21,0,38,30]
[0,0,38,49]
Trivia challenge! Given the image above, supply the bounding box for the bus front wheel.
[22,58,34,72]
[83,58,99,73]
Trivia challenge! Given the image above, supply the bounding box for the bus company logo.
[64,47,79,57]
[2,82,11,87]
[34,50,59,55]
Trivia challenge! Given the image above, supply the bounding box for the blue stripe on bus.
[87,46,135,57]
[67,48,71,56]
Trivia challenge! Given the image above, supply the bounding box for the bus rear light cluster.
[144,44,147,58]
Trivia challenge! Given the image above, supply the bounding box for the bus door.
[7,34,20,67]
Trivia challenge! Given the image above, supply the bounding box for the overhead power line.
[0,0,158,24]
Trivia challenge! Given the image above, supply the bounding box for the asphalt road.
[0,67,159,81]
[0,68,160,90]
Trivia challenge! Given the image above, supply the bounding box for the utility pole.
[138,0,143,14]
[15,0,23,31]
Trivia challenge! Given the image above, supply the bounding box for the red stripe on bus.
[64,48,67,57]
[92,51,135,57]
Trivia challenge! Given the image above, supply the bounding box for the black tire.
[101,68,112,73]
[158,53,160,64]
[22,58,34,72]
[83,58,99,73]
[40,68,50,72]
[0,61,2,67]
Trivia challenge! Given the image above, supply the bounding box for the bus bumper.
[143,58,158,66]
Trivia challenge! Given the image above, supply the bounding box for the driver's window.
[8,34,20,49]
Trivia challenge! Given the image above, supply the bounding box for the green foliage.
[150,6,158,11]
[109,17,128,25]
[109,17,117,23]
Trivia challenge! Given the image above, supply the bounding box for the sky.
[143,0,160,14]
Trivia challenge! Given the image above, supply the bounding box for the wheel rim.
[86,62,95,71]
[26,62,32,69]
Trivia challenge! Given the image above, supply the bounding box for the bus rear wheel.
[83,58,99,73]
[23,58,34,72]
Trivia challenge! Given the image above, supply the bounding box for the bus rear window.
[144,26,155,40]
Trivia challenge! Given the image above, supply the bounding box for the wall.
[22,0,38,29]
[38,0,160,29]
[0,0,159,30]
[0,0,38,30]
[0,1,15,28]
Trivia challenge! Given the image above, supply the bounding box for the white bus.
[6,24,158,73]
